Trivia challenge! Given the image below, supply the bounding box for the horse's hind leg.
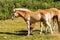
[27,21,30,36]
[56,16,60,33]
[52,16,57,31]
[52,19,55,31]
[58,21,60,33]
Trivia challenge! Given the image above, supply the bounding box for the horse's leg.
[40,21,48,34]
[40,21,43,34]
[44,22,48,34]
[52,18,55,31]
[45,14,53,34]
[43,21,48,34]
[30,22,35,34]
[52,17,57,31]
[56,16,60,33]
[27,20,30,36]
[58,21,60,33]
[45,26,49,34]
[46,21,53,34]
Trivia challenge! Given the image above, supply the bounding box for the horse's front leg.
[52,18,56,31]
[43,21,48,34]
[46,21,53,34]
[27,20,30,36]
[40,21,43,34]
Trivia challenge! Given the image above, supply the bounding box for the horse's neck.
[19,11,26,17]
[18,11,30,21]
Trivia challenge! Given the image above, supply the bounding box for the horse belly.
[30,17,40,22]
[45,13,53,21]
[32,14,41,20]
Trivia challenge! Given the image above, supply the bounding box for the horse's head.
[11,8,31,20]
[11,10,19,20]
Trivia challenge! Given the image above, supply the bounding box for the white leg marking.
[45,13,53,34]
[40,22,43,34]
[27,20,30,36]
[40,27,42,34]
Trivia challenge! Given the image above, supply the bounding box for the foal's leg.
[30,22,35,33]
[27,20,30,36]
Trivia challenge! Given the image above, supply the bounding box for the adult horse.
[11,8,53,36]
[40,8,60,33]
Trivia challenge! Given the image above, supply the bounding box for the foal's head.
[11,8,31,20]
[11,10,19,20]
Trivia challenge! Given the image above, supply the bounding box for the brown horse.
[12,8,54,36]
[40,8,60,33]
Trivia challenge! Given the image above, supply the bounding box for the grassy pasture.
[0,17,60,40]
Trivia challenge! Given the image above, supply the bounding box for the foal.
[12,8,53,36]
[12,8,32,36]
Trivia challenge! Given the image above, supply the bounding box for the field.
[0,17,60,40]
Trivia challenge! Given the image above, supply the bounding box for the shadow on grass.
[0,30,50,36]
[0,30,28,36]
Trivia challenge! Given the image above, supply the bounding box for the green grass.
[0,17,60,40]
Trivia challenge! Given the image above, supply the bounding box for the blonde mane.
[13,8,31,12]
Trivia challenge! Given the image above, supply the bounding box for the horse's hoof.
[27,35,30,36]
[51,32,53,34]
[40,32,42,34]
